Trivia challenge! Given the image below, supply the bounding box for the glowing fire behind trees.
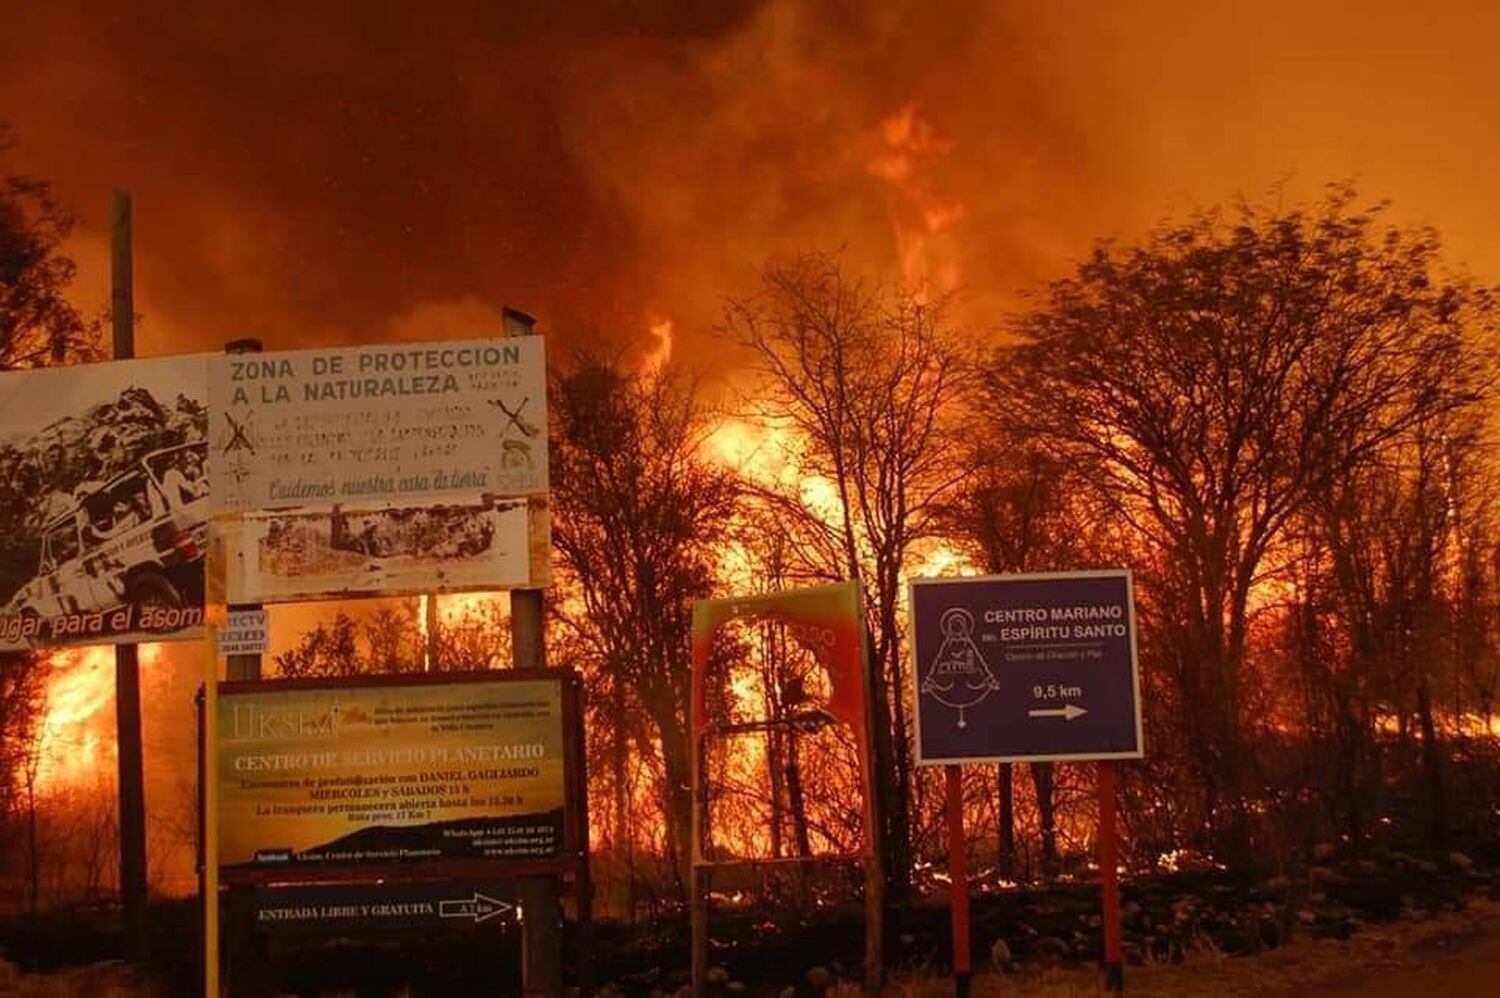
[9,137,1500,918]
[31,649,115,794]
[7,644,201,906]
[30,646,181,800]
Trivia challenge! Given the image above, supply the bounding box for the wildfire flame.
[32,647,116,794]
[640,316,674,379]
[30,643,165,796]
[868,101,965,299]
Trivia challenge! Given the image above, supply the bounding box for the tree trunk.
[785,731,813,911]
[27,781,39,917]
[1340,703,1364,850]
[879,580,915,902]
[997,763,1015,879]
[766,624,786,861]
[768,722,786,860]
[786,733,812,858]
[864,627,907,902]
[886,660,914,898]
[1033,762,1057,879]
[1416,675,1446,850]
[611,669,635,924]
[652,698,694,900]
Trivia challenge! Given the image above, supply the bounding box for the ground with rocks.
[0,849,1495,995]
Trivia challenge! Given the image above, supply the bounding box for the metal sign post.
[910,570,1143,993]
[202,619,221,997]
[502,306,564,998]
[944,765,971,996]
[1098,760,1124,991]
[222,338,263,687]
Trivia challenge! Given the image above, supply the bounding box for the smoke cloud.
[4,1,1498,362]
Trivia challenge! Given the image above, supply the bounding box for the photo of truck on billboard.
[0,355,211,650]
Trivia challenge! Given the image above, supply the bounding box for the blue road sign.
[910,570,1143,764]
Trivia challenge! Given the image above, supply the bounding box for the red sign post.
[910,571,1143,994]
[945,765,972,996]
[1098,760,1124,991]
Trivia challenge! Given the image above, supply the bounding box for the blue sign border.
[908,569,1144,765]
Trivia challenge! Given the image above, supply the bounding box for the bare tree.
[1285,370,1495,849]
[994,186,1492,859]
[550,351,739,896]
[0,652,44,817]
[0,130,97,897]
[431,598,512,671]
[944,438,1113,878]
[363,605,423,674]
[0,123,98,369]
[725,252,969,897]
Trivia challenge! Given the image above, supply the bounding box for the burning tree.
[550,351,740,898]
[0,653,45,906]
[0,123,97,370]
[1277,334,1499,851]
[991,186,1494,861]
[0,126,101,912]
[725,252,969,897]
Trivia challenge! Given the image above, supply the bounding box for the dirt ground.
[933,898,1500,997]
[1315,914,1500,997]
[2,901,1498,995]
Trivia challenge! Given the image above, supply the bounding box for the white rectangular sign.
[218,607,268,655]
[209,338,547,513]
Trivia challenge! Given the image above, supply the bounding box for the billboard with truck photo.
[0,355,211,651]
[0,339,554,642]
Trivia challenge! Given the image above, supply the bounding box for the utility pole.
[111,189,149,962]
[504,307,562,998]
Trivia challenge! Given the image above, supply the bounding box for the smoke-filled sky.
[3,0,1498,365]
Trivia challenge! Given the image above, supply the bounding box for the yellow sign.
[216,677,566,873]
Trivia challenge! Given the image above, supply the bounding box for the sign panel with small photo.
[219,495,550,604]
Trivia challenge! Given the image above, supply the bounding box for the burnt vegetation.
[559,189,1500,982]
[3,150,1500,988]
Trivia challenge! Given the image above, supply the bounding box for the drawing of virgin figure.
[921,607,1001,729]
